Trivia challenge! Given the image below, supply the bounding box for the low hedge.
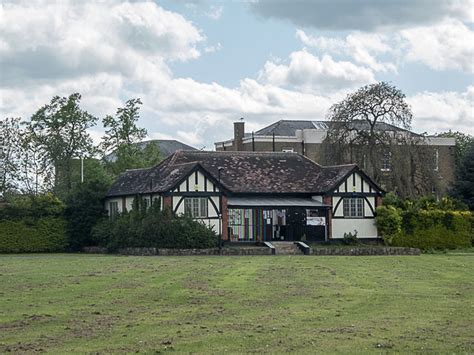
[376,207,473,250]
[0,217,67,253]
[391,225,471,250]
[92,204,217,251]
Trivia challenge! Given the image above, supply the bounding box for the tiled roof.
[106,151,359,197]
[254,119,415,137]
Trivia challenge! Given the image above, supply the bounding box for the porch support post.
[323,196,332,240]
[221,196,229,241]
[163,196,172,212]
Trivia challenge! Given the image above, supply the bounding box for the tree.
[29,93,98,197]
[101,98,146,154]
[101,99,161,176]
[322,82,436,198]
[450,142,474,210]
[64,178,111,250]
[0,117,22,195]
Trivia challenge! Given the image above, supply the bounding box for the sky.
[0,0,473,150]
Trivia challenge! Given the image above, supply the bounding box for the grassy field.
[0,254,473,353]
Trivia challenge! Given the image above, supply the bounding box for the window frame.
[183,197,208,218]
[342,197,364,218]
[109,201,119,217]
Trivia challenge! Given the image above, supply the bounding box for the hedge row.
[0,217,67,253]
[92,204,217,250]
[376,207,472,250]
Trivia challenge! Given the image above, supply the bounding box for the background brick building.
[215,120,456,196]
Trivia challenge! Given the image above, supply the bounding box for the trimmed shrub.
[392,225,471,250]
[376,204,472,250]
[0,217,67,253]
[92,204,217,251]
[375,206,402,245]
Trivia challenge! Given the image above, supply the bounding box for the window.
[184,197,208,218]
[143,198,149,210]
[109,201,119,217]
[381,151,391,171]
[433,149,439,172]
[343,198,364,218]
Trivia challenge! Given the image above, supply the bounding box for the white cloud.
[296,30,397,73]
[205,5,223,20]
[0,1,204,86]
[408,86,474,135]
[401,20,474,73]
[0,1,471,150]
[258,50,375,92]
[204,42,222,53]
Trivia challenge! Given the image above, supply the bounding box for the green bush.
[64,179,110,251]
[376,204,472,250]
[0,217,67,253]
[0,193,64,220]
[342,230,359,245]
[375,206,402,245]
[392,225,471,250]
[92,203,217,251]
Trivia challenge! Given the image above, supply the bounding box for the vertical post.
[272,133,275,152]
[252,132,255,151]
[218,167,224,253]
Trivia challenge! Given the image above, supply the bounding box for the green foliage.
[0,193,67,253]
[101,98,146,154]
[64,179,111,251]
[450,142,474,210]
[342,230,359,245]
[376,201,472,250]
[29,93,98,197]
[0,193,64,220]
[391,224,471,250]
[382,192,404,209]
[92,201,217,250]
[104,143,161,177]
[100,99,162,176]
[375,206,402,245]
[0,217,67,253]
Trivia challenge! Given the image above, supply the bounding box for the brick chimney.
[233,119,245,151]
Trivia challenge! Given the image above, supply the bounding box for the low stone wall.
[82,246,108,254]
[310,247,420,256]
[118,247,272,256]
[82,246,419,256]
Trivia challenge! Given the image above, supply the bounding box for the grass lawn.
[0,254,473,353]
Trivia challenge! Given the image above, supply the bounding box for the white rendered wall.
[332,218,378,238]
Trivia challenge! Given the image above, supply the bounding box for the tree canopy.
[29,93,98,197]
[100,98,161,176]
[322,82,436,198]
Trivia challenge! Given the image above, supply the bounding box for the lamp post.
[218,166,224,253]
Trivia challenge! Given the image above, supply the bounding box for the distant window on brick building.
[433,149,439,171]
[381,151,392,172]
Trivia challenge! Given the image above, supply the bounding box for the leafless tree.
[322,82,437,198]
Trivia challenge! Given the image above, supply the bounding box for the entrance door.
[286,208,306,241]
